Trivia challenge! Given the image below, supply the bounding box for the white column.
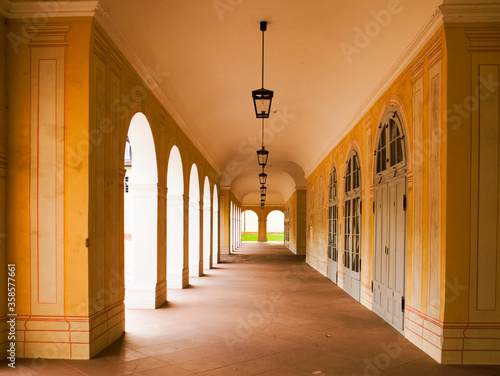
[167,194,186,288]
[126,183,158,309]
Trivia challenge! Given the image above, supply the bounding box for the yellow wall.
[306,21,500,365]
[4,18,220,360]
[442,22,500,365]
[305,27,450,362]
[284,189,306,255]
[6,18,93,359]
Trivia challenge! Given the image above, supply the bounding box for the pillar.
[258,212,267,242]
[126,183,158,309]
[167,194,188,288]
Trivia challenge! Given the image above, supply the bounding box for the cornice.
[5,1,98,18]
[440,4,500,24]
[306,7,444,178]
[27,23,70,47]
[466,28,500,51]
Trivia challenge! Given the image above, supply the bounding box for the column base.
[125,285,158,309]
[167,268,189,289]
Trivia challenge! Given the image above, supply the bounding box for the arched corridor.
[7,242,497,376]
[2,0,500,367]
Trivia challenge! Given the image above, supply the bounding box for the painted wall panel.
[30,46,66,316]
[427,61,442,318]
[476,64,499,312]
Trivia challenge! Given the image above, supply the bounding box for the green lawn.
[241,233,284,242]
[241,233,258,241]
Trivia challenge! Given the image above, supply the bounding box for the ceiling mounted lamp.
[252,21,274,119]
[259,169,267,185]
[260,185,267,195]
[257,146,269,167]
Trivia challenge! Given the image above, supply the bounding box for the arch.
[374,104,407,183]
[167,145,185,289]
[242,210,259,241]
[189,164,201,277]
[203,177,211,271]
[266,210,285,242]
[212,185,219,265]
[342,148,362,302]
[124,112,159,309]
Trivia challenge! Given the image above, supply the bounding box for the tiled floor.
[2,243,500,375]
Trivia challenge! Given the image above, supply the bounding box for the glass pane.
[390,119,398,141]
[390,140,397,166]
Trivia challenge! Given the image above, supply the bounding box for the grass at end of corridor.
[241,233,284,242]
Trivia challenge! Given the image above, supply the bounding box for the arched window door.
[343,150,361,301]
[373,105,407,332]
[327,166,338,284]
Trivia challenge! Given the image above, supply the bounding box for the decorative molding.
[440,4,500,24]
[411,55,425,83]
[26,23,70,47]
[426,35,443,68]
[6,1,98,19]
[93,5,221,175]
[93,28,109,63]
[466,28,500,51]
[110,48,123,75]
[306,7,443,178]
[364,114,371,132]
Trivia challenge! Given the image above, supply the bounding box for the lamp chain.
[261,118,264,148]
[261,26,265,88]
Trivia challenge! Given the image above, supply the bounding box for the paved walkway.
[3,243,500,375]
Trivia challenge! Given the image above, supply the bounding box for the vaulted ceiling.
[17,0,445,204]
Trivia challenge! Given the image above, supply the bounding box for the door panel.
[343,198,361,301]
[373,177,406,331]
[373,185,387,315]
[327,205,338,283]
